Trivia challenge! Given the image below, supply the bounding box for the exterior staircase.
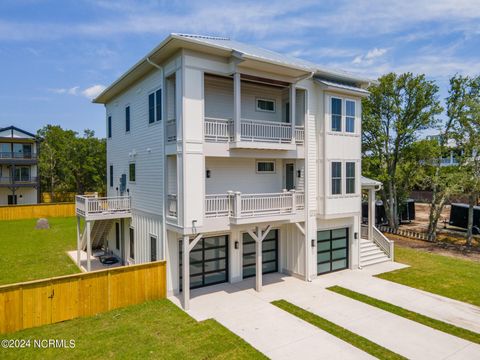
[360,239,390,267]
[80,220,114,251]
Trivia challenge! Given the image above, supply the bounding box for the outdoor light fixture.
[354,232,358,239]
[297,170,301,178]
[206,170,211,178]
[311,239,315,247]
[235,241,239,249]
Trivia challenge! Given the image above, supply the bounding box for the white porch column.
[255,227,263,292]
[182,235,190,310]
[234,72,241,142]
[368,188,375,240]
[76,216,81,267]
[290,84,296,144]
[86,221,92,272]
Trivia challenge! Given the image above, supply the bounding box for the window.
[256,161,275,173]
[107,116,112,138]
[129,163,136,182]
[109,165,113,187]
[346,100,355,133]
[148,89,162,123]
[129,227,134,260]
[14,167,30,181]
[346,162,356,194]
[150,235,157,262]
[331,98,342,132]
[115,223,120,250]
[125,106,130,132]
[256,98,275,112]
[331,162,342,195]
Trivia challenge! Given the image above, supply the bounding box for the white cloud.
[81,84,106,99]
[352,48,388,65]
[48,85,106,99]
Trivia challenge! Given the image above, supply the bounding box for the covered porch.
[75,195,132,272]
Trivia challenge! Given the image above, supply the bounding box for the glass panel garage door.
[317,228,349,275]
[243,230,278,278]
[180,235,228,290]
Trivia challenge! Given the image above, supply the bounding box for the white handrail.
[372,226,394,260]
[205,194,231,217]
[75,195,131,218]
[166,118,176,143]
[241,118,292,144]
[204,117,233,142]
[295,125,305,144]
[167,194,177,218]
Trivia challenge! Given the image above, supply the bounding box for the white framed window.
[331,162,342,195]
[148,88,162,124]
[256,160,276,173]
[125,105,131,133]
[345,100,355,133]
[331,97,342,132]
[346,162,356,194]
[129,163,136,182]
[129,227,135,260]
[256,98,276,113]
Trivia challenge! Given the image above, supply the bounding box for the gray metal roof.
[315,79,370,94]
[361,176,382,187]
[174,34,373,85]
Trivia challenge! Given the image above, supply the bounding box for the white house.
[75,34,394,309]
[0,126,40,205]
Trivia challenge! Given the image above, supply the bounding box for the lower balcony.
[0,176,38,187]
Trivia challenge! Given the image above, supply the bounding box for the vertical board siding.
[0,203,75,220]
[0,261,166,334]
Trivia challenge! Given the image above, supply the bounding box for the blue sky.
[0,0,479,137]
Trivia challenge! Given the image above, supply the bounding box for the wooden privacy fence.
[0,203,75,220]
[0,261,167,334]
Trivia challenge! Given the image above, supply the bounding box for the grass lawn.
[376,246,480,307]
[328,286,480,345]
[272,300,406,360]
[0,299,265,360]
[0,217,79,285]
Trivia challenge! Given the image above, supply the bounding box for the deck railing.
[0,152,37,160]
[241,118,292,143]
[204,117,233,142]
[167,194,178,218]
[295,126,305,144]
[204,191,304,219]
[0,176,38,185]
[75,195,131,218]
[166,119,176,143]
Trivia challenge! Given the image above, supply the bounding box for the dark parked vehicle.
[362,199,415,225]
[449,203,480,234]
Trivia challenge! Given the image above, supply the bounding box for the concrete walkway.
[170,262,480,359]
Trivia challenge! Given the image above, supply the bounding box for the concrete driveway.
[170,262,480,359]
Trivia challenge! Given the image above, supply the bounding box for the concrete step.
[360,243,378,251]
[361,255,391,267]
[360,251,389,263]
[360,247,385,257]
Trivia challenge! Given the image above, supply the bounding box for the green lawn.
[328,286,480,345]
[0,299,266,359]
[272,300,405,360]
[0,217,79,285]
[377,246,480,307]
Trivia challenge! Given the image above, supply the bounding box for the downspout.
[147,57,162,70]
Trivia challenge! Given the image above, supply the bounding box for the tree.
[447,75,480,246]
[362,73,442,228]
[37,125,106,200]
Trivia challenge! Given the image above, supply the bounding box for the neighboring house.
[426,134,462,167]
[75,34,393,309]
[0,126,40,205]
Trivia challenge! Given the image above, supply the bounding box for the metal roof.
[361,176,382,187]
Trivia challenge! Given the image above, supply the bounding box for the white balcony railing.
[204,117,233,142]
[241,118,292,144]
[167,194,178,218]
[204,191,304,219]
[295,126,305,145]
[166,118,176,143]
[75,195,131,219]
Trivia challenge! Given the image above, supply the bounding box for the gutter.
[146,57,162,70]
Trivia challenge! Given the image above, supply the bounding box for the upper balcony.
[165,73,306,152]
[75,195,132,221]
[0,151,38,164]
[0,176,38,187]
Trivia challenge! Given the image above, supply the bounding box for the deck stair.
[360,239,390,267]
[80,220,114,251]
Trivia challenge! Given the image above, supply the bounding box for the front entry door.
[8,195,17,205]
[317,228,349,275]
[242,230,278,278]
[285,163,295,190]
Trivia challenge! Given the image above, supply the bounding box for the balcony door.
[13,167,30,182]
[285,163,295,190]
